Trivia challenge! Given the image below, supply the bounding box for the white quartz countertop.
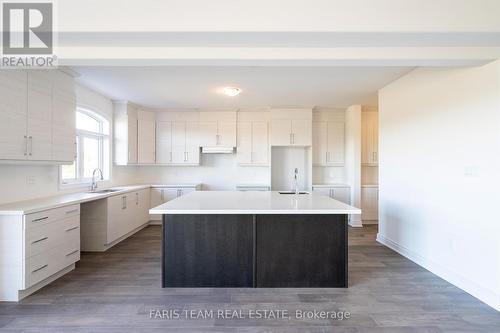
[312,183,351,188]
[0,184,201,215]
[235,184,271,188]
[149,191,361,215]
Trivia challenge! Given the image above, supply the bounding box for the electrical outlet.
[464,166,479,177]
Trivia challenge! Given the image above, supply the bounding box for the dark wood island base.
[162,214,347,288]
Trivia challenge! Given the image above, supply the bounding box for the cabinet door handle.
[160,189,164,201]
[31,236,48,244]
[65,209,79,215]
[122,196,127,209]
[292,133,295,144]
[136,192,139,205]
[24,135,28,156]
[32,264,48,273]
[32,216,49,223]
[28,136,33,156]
[65,226,79,232]
[65,250,79,257]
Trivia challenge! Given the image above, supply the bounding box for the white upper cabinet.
[237,113,269,166]
[312,121,345,166]
[361,110,378,165]
[155,114,200,166]
[327,122,345,164]
[156,121,173,164]
[0,70,76,164]
[312,111,345,166]
[217,120,237,147]
[237,122,252,163]
[250,121,269,165]
[114,101,138,165]
[0,70,28,160]
[270,108,312,146]
[198,111,237,147]
[185,121,200,164]
[171,121,200,165]
[52,71,76,162]
[312,122,328,165]
[171,121,186,163]
[198,121,218,146]
[27,71,53,161]
[137,110,156,164]
[269,119,291,146]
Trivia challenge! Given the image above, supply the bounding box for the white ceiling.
[73,66,413,109]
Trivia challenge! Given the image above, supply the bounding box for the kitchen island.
[149,191,361,288]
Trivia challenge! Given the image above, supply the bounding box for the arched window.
[61,108,110,185]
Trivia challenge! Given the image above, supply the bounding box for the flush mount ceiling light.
[222,87,241,97]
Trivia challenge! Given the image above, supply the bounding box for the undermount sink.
[278,191,310,195]
[88,189,121,194]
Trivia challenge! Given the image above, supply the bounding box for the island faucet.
[293,168,299,195]
[90,168,104,192]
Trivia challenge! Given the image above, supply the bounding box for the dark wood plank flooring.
[0,225,498,332]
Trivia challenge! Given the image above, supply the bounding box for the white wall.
[0,82,135,205]
[378,61,500,311]
[134,154,269,190]
[271,147,311,191]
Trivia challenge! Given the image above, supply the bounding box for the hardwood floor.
[0,225,498,332]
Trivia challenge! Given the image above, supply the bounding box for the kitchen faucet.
[293,168,299,195]
[90,168,104,192]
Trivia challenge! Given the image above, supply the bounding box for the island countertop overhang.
[149,191,361,215]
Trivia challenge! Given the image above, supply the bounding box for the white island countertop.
[149,191,361,215]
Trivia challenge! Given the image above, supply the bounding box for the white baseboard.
[377,233,500,312]
[15,264,75,302]
[148,220,161,226]
[348,220,363,227]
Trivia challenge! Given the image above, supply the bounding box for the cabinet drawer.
[61,234,80,268]
[25,214,80,259]
[25,204,80,230]
[24,234,80,288]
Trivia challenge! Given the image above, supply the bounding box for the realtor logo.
[2,2,53,54]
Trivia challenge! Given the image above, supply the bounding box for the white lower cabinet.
[312,185,351,205]
[361,186,378,222]
[150,185,199,221]
[81,188,151,251]
[0,204,81,301]
[107,189,150,245]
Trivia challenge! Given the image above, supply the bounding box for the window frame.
[60,108,110,188]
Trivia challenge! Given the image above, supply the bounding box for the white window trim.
[59,108,111,190]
